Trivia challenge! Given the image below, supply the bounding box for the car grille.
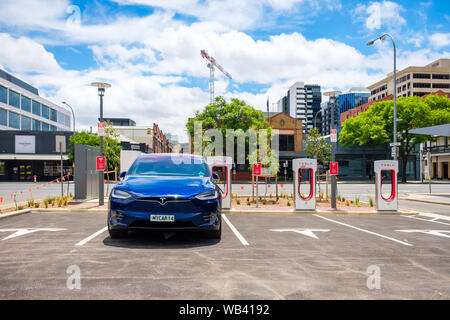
[128,198,200,214]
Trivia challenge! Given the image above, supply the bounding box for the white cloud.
[429,33,450,49]
[355,1,405,31]
[0,33,62,73]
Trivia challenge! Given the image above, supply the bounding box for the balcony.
[423,145,450,154]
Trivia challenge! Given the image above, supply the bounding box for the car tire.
[205,217,222,239]
[108,226,128,239]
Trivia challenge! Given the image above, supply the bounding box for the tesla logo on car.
[160,197,167,205]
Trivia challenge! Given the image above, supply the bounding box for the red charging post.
[96,156,106,171]
[330,162,338,175]
[253,162,262,208]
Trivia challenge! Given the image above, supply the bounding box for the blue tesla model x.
[108,154,222,239]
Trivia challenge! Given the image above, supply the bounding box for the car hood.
[116,175,215,198]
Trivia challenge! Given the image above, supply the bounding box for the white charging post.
[207,156,233,209]
[374,160,398,211]
[293,158,317,210]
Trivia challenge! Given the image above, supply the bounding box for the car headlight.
[111,188,132,199]
[195,190,219,200]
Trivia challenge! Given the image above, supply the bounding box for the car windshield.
[128,158,211,177]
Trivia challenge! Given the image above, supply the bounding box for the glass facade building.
[0,69,71,132]
[337,92,370,117]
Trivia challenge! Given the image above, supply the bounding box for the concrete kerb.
[399,197,450,206]
[0,208,32,220]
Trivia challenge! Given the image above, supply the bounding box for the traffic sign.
[330,162,338,175]
[98,122,105,136]
[253,162,262,176]
[96,156,106,171]
[330,129,337,142]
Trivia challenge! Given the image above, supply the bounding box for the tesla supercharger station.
[207,156,232,209]
[293,158,317,210]
[374,160,398,211]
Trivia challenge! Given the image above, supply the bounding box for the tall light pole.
[367,34,398,160]
[62,101,76,132]
[91,82,111,206]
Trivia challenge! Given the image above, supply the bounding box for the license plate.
[150,215,175,222]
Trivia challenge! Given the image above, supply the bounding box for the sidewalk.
[399,193,450,206]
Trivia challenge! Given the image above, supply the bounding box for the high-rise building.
[321,93,339,136]
[368,58,450,102]
[337,88,370,118]
[276,82,321,134]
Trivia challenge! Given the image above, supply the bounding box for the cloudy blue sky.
[0,0,449,142]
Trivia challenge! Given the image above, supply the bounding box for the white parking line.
[402,215,450,226]
[222,214,249,246]
[417,212,450,222]
[75,227,108,246]
[313,214,413,247]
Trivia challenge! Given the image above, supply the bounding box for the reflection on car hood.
[117,175,215,198]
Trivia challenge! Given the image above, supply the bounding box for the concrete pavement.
[0,211,449,299]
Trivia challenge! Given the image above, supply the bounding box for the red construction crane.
[200,49,232,104]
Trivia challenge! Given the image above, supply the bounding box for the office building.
[0,69,72,131]
[0,70,73,181]
[321,93,339,136]
[276,82,322,134]
[106,118,172,154]
[368,58,450,102]
[337,88,370,117]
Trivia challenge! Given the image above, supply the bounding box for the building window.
[413,83,431,88]
[42,105,49,119]
[21,115,31,130]
[432,74,449,79]
[278,134,294,151]
[32,119,40,131]
[0,85,7,104]
[413,73,431,79]
[9,90,20,108]
[50,108,57,122]
[0,108,6,126]
[41,122,50,131]
[21,96,31,112]
[432,83,450,89]
[9,112,20,129]
[50,124,56,131]
[32,100,41,116]
[0,161,5,175]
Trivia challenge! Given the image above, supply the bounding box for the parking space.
[0,212,449,299]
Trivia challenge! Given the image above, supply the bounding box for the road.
[0,211,449,299]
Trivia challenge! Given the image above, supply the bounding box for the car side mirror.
[212,173,219,183]
[119,171,127,179]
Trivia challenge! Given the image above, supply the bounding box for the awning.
[410,124,450,137]
[0,154,69,161]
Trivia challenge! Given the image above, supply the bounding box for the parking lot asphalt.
[0,211,449,299]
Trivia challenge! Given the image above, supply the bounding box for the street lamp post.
[91,82,111,206]
[62,101,76,132]
[367,34,398,160]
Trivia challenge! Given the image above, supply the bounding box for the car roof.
[136,153,206,162]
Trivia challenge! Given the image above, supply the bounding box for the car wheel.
[205,217,222,239]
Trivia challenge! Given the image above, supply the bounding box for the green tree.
[339,95,450,182]
[69,122,122,171]
[103,121,122,171]
[68,131,100,162]
[187,96,268,137]
[304,127,332,165]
